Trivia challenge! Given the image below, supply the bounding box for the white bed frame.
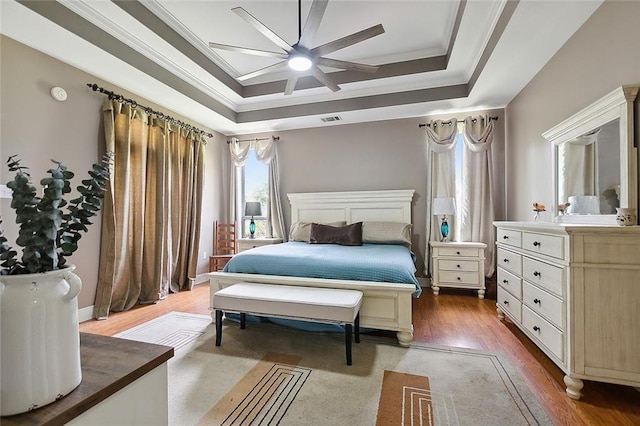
[208,189,417,346]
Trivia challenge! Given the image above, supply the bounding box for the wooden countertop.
[1,333,174,426]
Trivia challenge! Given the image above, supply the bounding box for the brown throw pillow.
[310,222,363,246]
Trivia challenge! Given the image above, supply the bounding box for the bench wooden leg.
[355,313,360,344]
[240,313,246,329]
[215,310,223,346]
[345,324,353,366]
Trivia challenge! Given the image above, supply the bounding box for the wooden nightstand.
[237,237,282,252]
[430,241,487,299]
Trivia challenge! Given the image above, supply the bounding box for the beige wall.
[235,110,506,277]
[505,0,640,221]
[0,35,227,310]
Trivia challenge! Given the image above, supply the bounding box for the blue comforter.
[223,241,421,296]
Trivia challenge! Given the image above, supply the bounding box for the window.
[238,151,269,238]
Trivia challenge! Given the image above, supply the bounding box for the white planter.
[0,265,82,416]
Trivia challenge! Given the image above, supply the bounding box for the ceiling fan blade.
[298,0,329,50]
[284,75,299,95]
[208,43,288,59]
[315,57,379,73]
[232,7,292,53]
[236,61,289,81]
[310,66,341,92]
[311,24,385,57]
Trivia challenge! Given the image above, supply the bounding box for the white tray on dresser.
[494,221,640,400]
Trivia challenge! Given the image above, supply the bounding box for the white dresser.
[494,221,640,399]
[430,241,487,299]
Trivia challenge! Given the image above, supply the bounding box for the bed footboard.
[208,272,415,347]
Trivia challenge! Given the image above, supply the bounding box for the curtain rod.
[418,116,499,128]
[87,83,214,139]
[226,136,280,144]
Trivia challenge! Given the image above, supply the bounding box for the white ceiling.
[1,0,603,136]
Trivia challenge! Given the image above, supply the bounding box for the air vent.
[321,115,342,123]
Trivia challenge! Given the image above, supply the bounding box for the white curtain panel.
[228,138,285,239]
[424,119,458,276]
[461,115,495,277]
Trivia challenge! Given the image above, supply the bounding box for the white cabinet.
[237,237,282,252]
[494,221,640,400]
[430,241,487,299]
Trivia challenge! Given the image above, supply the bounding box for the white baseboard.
[193,272,212,286]
[79,305,94,323]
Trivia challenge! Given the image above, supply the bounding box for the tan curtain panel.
[94,100,204,319]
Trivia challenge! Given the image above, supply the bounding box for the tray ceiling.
[1,0,603,135]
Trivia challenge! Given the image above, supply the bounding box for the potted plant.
[0,152,112,416]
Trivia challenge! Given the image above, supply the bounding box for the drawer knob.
[456,251,461,255]
[503,300,509,305]
[456,264,461,268]
[502,279,508,284]
[503,235,509,239]
[533,298,541,305]
[533,241,541,247]
[456,277,461,281]
[503,258,509,263]
[533,326,540,332]
[533,271,541,277]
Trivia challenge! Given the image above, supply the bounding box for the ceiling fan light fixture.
[288,55,312,71]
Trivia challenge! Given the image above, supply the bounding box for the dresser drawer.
[498,286,522,323]
[497,228,522,248]
[497,248,522,276]
[523,281,563,329]
[522,232,565,260]
[438,259,479,272]
[439,271,479,285]
[522,257,564,297]
[523,306,564,362]
[438,247,482,258]
[497,267,522,299]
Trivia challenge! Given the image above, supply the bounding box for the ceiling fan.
[209,0,385,95]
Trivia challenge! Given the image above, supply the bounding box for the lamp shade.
[245,201,262,217]
[433,197,456,215]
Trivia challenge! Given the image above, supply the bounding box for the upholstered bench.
[212,282,363,365]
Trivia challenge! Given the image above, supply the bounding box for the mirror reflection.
[556,119,620,215]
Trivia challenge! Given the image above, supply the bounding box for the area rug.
[115,312,552,425]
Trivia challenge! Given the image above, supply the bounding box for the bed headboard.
[288,190,415,225]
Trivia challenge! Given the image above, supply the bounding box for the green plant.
[0,152,113,275]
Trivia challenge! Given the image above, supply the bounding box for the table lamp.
[245,202,262,238]
[433,197,456,242]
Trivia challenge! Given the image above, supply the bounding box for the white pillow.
[289,221,347,242]
[361,221,412,246]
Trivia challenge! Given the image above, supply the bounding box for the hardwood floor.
[79,282,640,425]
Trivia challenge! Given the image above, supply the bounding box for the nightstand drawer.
[438,247,482,258]
[497,286,521,323]
[439,271,479,284]
[237,238,282,252]
[497,248,522,276]
[522,232,565,260]
[523,281,563,329]
[523,306,564,362]
[438,260,479,272]
[497,267,522,299]
[497,228,522,248]
[522,257,564,297]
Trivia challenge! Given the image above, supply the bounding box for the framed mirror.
[543,85,639,224]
